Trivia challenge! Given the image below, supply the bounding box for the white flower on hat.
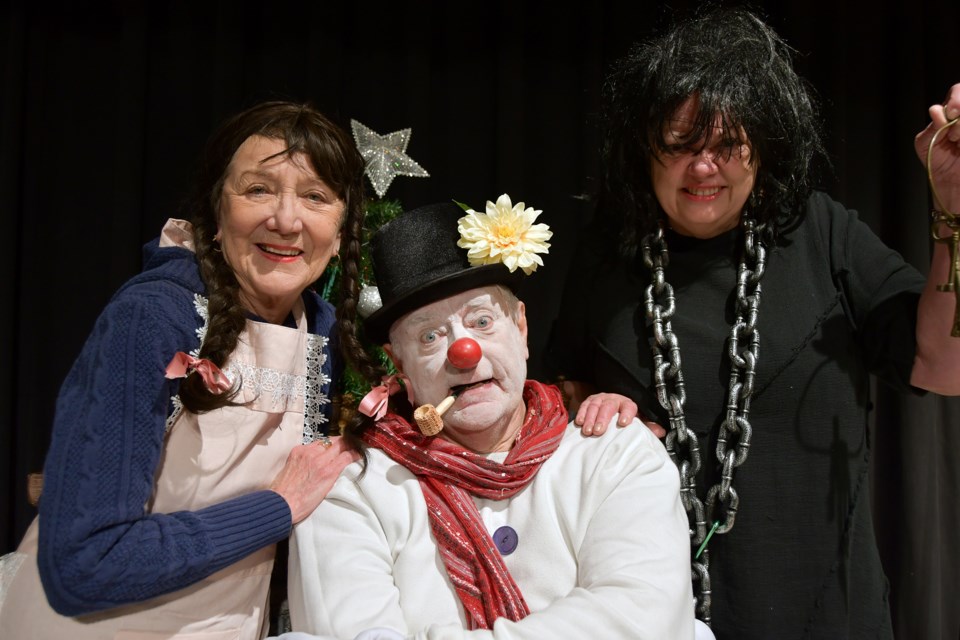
[456,194,552,275]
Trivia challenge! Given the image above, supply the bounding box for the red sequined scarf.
[363,380,568,629]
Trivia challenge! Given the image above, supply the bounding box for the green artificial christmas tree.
[320,121,553,432]
[315,198,403,409]
[316,120,429,428]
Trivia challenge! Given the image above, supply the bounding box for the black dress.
[545,191,925,639]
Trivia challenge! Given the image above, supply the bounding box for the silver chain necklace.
[641,217,767,627]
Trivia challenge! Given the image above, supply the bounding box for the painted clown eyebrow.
[404,311,437,327]
[401,298,503,330]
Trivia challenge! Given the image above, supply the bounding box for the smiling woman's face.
[650,97,757,239]
[385,286,529,452]
[217,135,344,322]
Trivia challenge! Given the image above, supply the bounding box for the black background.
[2,1,957,637]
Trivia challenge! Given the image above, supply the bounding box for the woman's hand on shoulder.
[269,436,360,524]
[574,393,666,438]
[560,379,665,438]
[574,392,637,435]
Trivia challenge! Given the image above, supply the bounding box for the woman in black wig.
[546,8,960,639]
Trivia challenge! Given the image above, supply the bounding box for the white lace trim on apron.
[165,295,329,444]
[0,551,26,608]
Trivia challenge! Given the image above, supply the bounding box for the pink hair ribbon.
[165,351,232,394]
[358,374,402,420]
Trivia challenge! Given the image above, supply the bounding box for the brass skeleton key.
[926,115,960,337]
[932,221,960,336]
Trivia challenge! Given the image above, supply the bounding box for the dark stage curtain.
[1,1,956,637]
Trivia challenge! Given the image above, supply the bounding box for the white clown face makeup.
[385,286,529,453]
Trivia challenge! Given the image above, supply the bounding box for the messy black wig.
[597,7,827,253]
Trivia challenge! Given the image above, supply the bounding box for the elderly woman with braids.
[545,8,960,640]
[0,102,366,639]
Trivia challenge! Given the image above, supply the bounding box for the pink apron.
[0,219,329,639]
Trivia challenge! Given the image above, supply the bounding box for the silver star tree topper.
[351,120,430,198]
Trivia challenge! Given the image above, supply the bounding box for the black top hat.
[363,201,526,343]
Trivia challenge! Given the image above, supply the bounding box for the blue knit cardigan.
[36,238,339,616]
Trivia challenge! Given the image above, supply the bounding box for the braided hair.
[179,101,372,413]
[597,7,828,254]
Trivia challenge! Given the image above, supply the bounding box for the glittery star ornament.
[351,120,430,198]
[357,284,383,319]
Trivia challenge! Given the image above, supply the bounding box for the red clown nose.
[447,337,482,369]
